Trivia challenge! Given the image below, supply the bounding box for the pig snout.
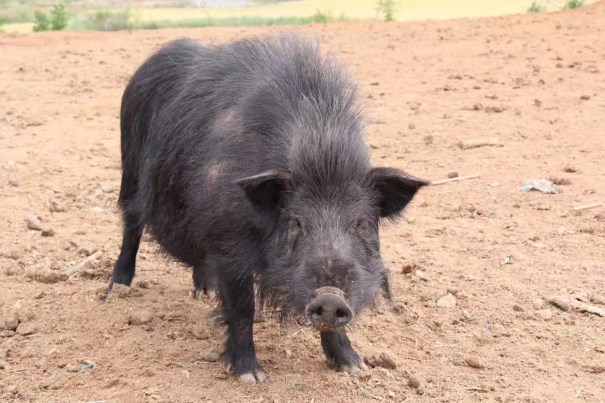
[305,287,353,329]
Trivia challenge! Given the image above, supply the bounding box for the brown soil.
[1,3,605,402]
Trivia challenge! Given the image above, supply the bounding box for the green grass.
[563,0,584,9]
[527,1,545,12]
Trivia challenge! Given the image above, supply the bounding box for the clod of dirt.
[402,264,417,274]
[465,356,485,369]
[191,324,210,340]
[563,165,579,173]
[128,310,153,325]
[408,374,422,389]
[0,330,16,338]
[137,280,150,289]
[533,298,546,310]
[513,304,525,312]
[5,266,24,276]
[41,228,55,237]
[437,293,457,308]
[448,172,459,178]
[1,249,22,260]
[48,199,66,213]
[548,177,571,186]
[77,243,99,257]
[36,269,67,284]
[16,322,37,336]
[365,351,398,370]
[8,179,19,187]
[580,95,590,100]
[26,214,43,231]
[0,313,19,331]
[201,351,219,362]
[536,309,553,320]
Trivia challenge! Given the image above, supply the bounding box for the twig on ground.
[431,174,480,186]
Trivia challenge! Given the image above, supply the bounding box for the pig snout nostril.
[306,292,353,329]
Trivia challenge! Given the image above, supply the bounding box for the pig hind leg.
[109,171,145,291]
[320,331,368,373]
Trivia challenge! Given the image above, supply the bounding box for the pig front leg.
[320,331,368,373]
[219,271,267,384]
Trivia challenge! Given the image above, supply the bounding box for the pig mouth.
[305,286,354,331]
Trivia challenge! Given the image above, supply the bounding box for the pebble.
[101,185,115,193]
[415,270,428,281]
[201,351,219,362]
[447,172,459,178]
[128,310,153,325]
[285,349,292,358]
[533,298,545,310]
[8,179,19,187]
[26,214,43,231]
[16,322,37,336]
[137,280,150,289]
[48,199,66,212]
[408,374,422,389]
[436,293,457,308]
[536,309,553,320]
[580,94,590,100]
[0,330,16,337]
[1,249,22,260]
[402,264,416,274]
[513,304,525,312]
[41,228,55,237]
[77,243,98,257]
[465,356,485,369]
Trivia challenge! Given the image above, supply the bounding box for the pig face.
[237,167,427,328]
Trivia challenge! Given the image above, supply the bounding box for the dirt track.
[1,3,605,402]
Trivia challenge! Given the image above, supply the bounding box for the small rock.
[48,199,66,213]
[77,243,98,257]
[402,264,416,274]
[8,179,19,187]
[408,374,422,389]
[415,270,428,281]
[408,123,416,130]
[465,356,484,369]
[137,280,150,289]
[536,309,553,320]
[580,95,590,100]
[34,291,45,299]
[1,249,22,260]
[128,310,153,326]
[0,330,16,338]
[377,351,397,369]
[41,228,55,237]
[201,351,219,362]
[285,349,292,359]
[533,298,545,310]
[26,214,43,231]
[90,207,104,214]
[447,172,459,178]
[101,185,115,193]
[143,369,155,377]
[436,293,457,308]
[513,304,525,312]
[16,322,37,336]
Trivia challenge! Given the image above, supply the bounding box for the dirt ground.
[1,3,605,402]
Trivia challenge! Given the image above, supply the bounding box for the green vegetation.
[563,0,584,8]
[377,0,395,21]
[32,4,69,32]
[527,1,545,12]
[0,15,6,32]
[32,10,49,31]
[77,9,132,31]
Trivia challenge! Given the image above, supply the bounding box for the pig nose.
[306,291,353,329]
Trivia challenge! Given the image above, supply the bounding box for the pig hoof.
[238,369,267,385]
[341,361,368,374]
[193,289,203,300]
[206,289,217,300]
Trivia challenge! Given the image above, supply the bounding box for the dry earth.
[1,3,605,402]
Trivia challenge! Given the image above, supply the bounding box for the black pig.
[110,34,427,384]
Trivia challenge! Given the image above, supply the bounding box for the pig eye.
[351,218,371,236]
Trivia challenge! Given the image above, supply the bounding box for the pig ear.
[370,167,429,218]
[236,170,292,210]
